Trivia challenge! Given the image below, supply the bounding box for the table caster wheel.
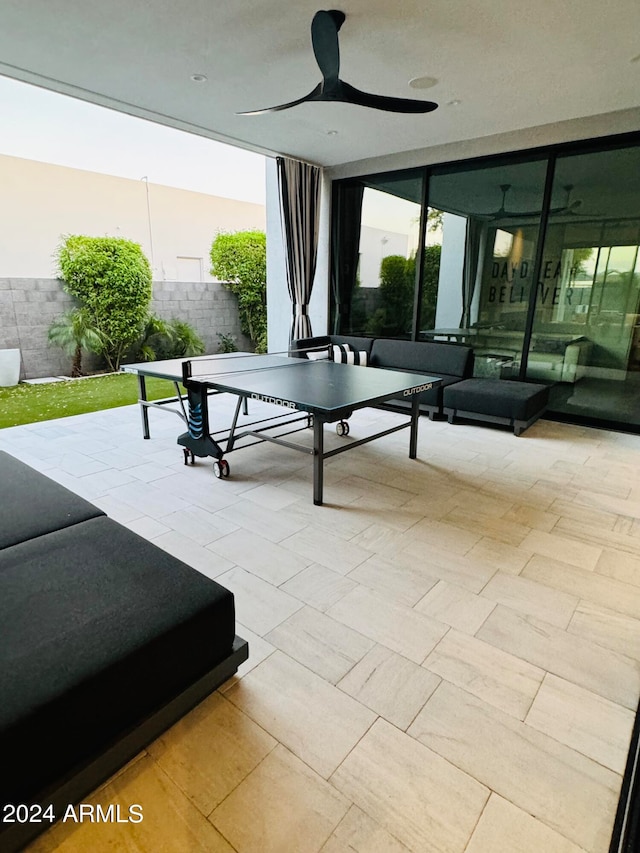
[336,420,350,436]
[213,459,230,479]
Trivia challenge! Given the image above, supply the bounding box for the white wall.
[0,154,265,280]
[266,159,289,353]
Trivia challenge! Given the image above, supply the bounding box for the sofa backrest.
[289,336,331,358]
[291,335,376,359]
[370,339,474,378]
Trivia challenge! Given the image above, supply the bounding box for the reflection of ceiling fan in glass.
[480,184,582,220]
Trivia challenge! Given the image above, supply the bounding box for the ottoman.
[443,378,549,436]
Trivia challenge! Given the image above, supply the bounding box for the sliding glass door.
[331,169,423,338]
[330,135,640,430]
[530,145,640,427]
[424,159,547,378]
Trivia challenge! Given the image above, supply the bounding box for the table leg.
[313,416,324,506]
[409,395,419,459]
[138,375,150,439]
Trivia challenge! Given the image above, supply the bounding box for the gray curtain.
[276,156,321,342]
[460,216,484,328]
[331,182,364,334]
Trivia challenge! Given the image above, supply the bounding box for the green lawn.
[0,373,177,429]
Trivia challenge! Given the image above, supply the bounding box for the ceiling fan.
[237,9,439,115]
[480,184,583,221]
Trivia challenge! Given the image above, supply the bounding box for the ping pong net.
[181,351,310,385]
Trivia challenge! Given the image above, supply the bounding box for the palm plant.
[167,319,205,357]
[48,309,103,377]
[129,316,205,362]
[133,315,175,362]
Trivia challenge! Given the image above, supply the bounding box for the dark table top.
[123,353,441,418]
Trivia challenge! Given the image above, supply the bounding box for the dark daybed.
[368,338,474,419]
[292,335,548,435]
[0,450,248,852]
[291,334,474,419]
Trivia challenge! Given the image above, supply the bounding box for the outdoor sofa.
[290,334,474,419]
[0,450,248,852]
[291,334,548,434]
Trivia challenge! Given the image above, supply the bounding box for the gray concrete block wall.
[0,278,81,378]
[0,278,250,379]
[150,280,251,356]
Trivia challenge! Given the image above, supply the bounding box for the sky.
[0,75,266,206]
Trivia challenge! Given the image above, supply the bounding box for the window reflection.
[425,160,547,378]
[331,142,640,430]
[531,146,640,426]
[332,170,423,338]
[354,185,421,338]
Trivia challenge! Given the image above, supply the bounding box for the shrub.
[164,318,205,358]
[130,316,205,362]
[366,254,414,336]
[210,230,267,352]
[56,235,153,371]
[217,332,238,353]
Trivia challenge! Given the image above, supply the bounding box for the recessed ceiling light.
[327,130,338,136]
[190,73,208,83]
[408,76,438,90]
[447,99,461,106]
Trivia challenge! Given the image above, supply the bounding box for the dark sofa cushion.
[370,340,473,378]
[0,450,105,549]
[0,516,236,804]
[443,378,549,421]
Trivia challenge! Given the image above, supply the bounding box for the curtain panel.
[460,216,484,329]
[276,157,322,342]
[331,182,364,334]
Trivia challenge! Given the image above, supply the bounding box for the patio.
[3,397,640,852]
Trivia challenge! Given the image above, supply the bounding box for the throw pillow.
[306,348,330,360]
[332,344,368,366]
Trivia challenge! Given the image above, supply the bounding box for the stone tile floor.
[3,397,640,852]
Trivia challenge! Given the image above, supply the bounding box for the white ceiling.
[0,0,639,169]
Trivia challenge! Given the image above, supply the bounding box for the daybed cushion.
[370,339,473,376]
[0,515,236,805]
[443,378,549,422]
[0,450,105,549]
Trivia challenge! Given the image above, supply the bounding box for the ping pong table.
[122,352,441,505]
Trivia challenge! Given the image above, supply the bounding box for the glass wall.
[424,159,547,378]
[330,135,640,430]
[529,146,640,425]
[331,169,424,338]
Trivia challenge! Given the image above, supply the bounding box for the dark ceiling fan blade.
[237,9,439,116]
[494,207,542,220]
[488,184,585,220]
[236,84,323,115]
[338,80,438,113]
[311,9,345,84]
